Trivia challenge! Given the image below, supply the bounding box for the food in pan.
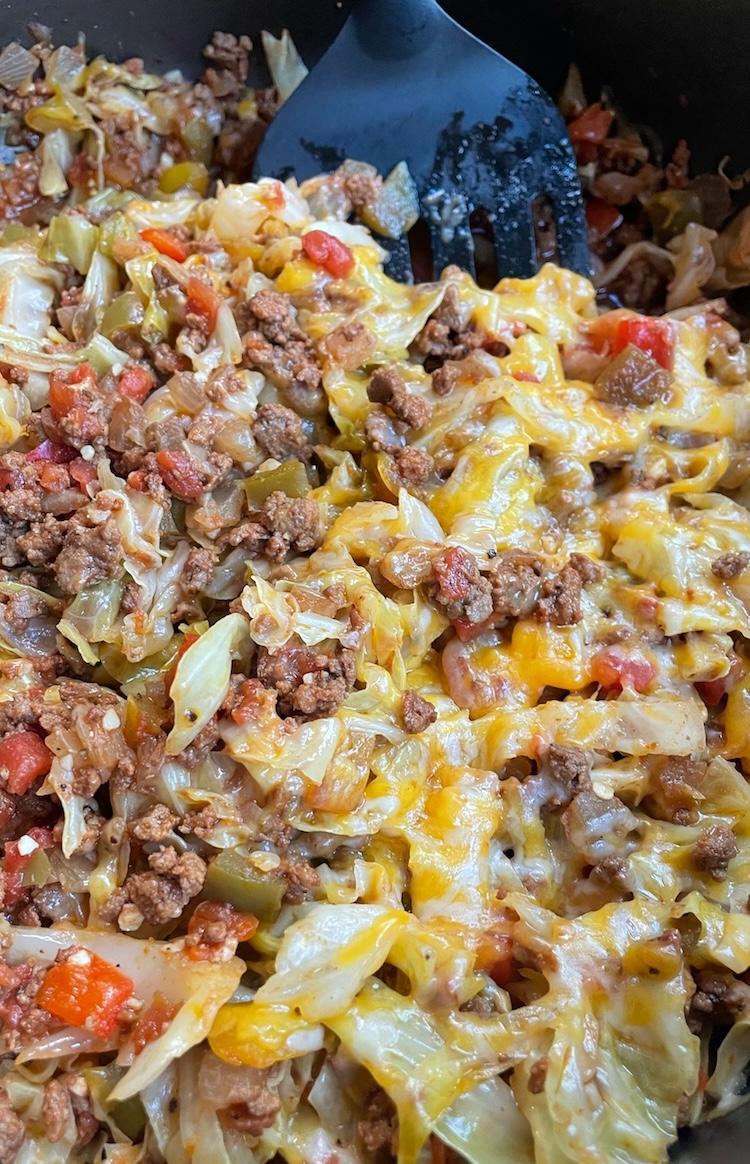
[0,26,746,1164]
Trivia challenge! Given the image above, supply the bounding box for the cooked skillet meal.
[0,24,748,1164]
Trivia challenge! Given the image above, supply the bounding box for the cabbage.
[261,29,309,104]
[435,1078,534,1164]
[0,244,64,338]
[3,921,244,1101]
[167,613,252,754]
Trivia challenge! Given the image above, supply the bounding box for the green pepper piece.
[1,223,40,246]
[645,190,703,244]
[100,292,144,340]
[40,214,99,274]
[110,1094,147,1141]
[203,850,285,923]
[98,212,139,259]
[360,161,420,239]
[244,459,309,508]
[22,848,50,889]
[181,118,214,167]
[159,161,209,196]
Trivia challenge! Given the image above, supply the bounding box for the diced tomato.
[66,152,96,191]
[165,632,200,693]
[131,991,179,1054]
[0,731,53,796]
[155,449,205,500]
[69,458,98,491]
[433,546,479,603]
[25,439,76,465]
[117,364,155,404]
[696,654,743,706]
[592,646,655,693]
[301,230,355,278]
[37,950,135,1038]
[38,462,70,492]
[185,901,258,961]
[0,470,12,491]
[127,469,146,491]
[262,179,286,211]
[612,317,674,371]
[585,197,623,242]
[48,363,97,420]
[4,826,54,905]
[512,371,541,384]
[186,275,221,333]
[567,102,614,145]
[451,613,496,642]
[475,930,513,987]
[140,227,189,263]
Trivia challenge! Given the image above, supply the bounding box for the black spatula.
[254,0,589,283]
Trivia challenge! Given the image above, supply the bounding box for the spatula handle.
[351,0,446,54]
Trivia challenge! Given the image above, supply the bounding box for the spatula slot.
[469,207,500,289]
[532,194,559,266]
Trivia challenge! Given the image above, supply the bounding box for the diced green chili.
[22,848,50,889]
[243,459,309,508]
[40,214,99,274]
[203,849,285,922]
[645,190,702,244]
[360,161,420,239]
[100,292,144,339]
[110,1095,147,1141]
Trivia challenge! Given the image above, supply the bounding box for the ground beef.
[129,804,179,843]
[429,546,493,625]
[367,366,432,429]
[203,31,252,82]
[198,1053,281,1136]
[403,690,437,733]
[688,967,750,1031]
[343,170,382,210]
[256,641,357,717]
[489,551,545,620]
[101,847,207,929]
[607,254,667,315]
[153,343,191,376]
[52,514,122,594]
[0,516,28,568]
[253,402,308,461]
[259,491,321,561]
[239,289,322,396]
[535,562,583,626]
[41,1078,72,1144]
[643,757,707,825]
[278,855,321,904]
[394,446,434,485]
[712,551,750,579]
[692,823,737,880]
[358,1090,397,1156]
[414,283,484,364]
[0,151,41,222]
[16,514,67,567]
[320,320,377,371]
[526,1057,549,1094]
[182,546,217,595]
[547,745,591,795]
[179,805,220,840]
[0,1088,24,1164]
[431,360,461,396]
[364,408,406,454]
[0,453,46,522]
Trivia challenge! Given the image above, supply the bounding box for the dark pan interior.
[3,0,750,1158]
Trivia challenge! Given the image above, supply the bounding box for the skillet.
[2,0,748,1158]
